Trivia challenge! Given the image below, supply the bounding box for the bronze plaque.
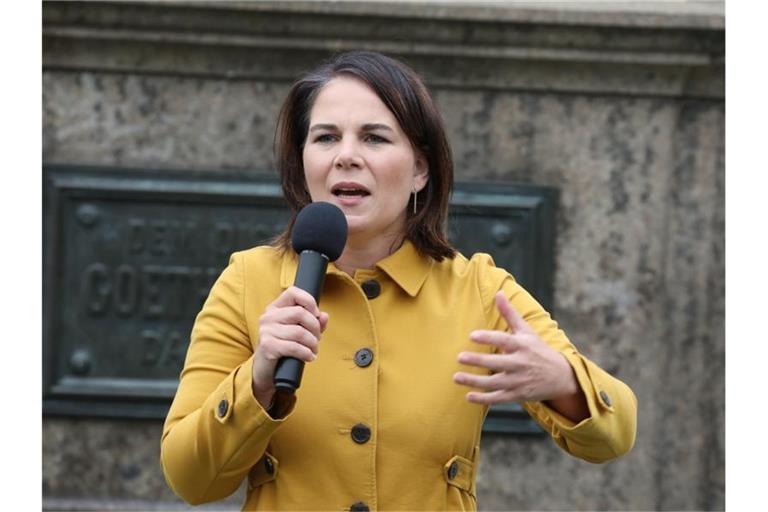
[43,165,556,433]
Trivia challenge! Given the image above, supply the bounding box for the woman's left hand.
[453,291,583,408]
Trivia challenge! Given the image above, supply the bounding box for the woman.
[161,51,637,511]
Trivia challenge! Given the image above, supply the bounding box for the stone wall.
[42,1,724,510]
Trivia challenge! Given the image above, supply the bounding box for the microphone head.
[291,202,348,261]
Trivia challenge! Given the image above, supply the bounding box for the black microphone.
[273,202,347,394]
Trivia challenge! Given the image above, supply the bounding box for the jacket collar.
[279,239,433,297]
[375,239,433,297]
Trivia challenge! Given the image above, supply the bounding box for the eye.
[364,133,389,144]
[313,133,338,144]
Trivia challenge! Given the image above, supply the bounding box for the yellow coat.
[161,241,637,510]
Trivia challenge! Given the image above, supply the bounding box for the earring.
[412,188,418,214]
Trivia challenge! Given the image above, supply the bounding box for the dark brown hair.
[273,51,455,260]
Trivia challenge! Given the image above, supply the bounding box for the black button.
[264,455,274,475]
[361,279,381,299]
[351,423,371,444]
[354,348,374,368]
[599,390,612,407]
[350,502,369,512]
[448,461,459,480]
[217,399,229,418]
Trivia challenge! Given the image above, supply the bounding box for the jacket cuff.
[524,350,633,463]
[549,350,613,427]
[207,356,295,435]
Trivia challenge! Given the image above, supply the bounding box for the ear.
[413,154,429,192]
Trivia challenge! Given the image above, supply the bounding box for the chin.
[343,216,367,233]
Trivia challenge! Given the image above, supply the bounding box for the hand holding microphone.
[251,202,347,412]
[251,286,328,409]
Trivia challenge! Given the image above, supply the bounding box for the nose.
[333,138,363,170]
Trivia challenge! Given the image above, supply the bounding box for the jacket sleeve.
[477,255,637,463]
[160,252,293,504]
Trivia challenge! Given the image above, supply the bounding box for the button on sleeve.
[217,399,229,419]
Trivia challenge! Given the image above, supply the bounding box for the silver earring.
[412,188,418,214]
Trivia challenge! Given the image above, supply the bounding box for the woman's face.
[302,76,428,242]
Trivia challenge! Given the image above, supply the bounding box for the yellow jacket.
[161,241,636,510]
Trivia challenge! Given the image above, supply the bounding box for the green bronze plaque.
[43,165,557,434]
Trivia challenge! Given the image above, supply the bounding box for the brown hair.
[273,51,455,260]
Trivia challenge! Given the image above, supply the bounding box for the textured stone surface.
[43,1,724,98]
[433,91,724,510]
[42,418,245,509]
[42,73,286,172]
[42,2,724,511]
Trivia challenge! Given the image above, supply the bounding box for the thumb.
[495,291,529,333]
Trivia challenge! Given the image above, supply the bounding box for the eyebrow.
[362,123,394,132]
[308,123,395,132]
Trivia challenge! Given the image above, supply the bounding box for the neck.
[335,231,405,276]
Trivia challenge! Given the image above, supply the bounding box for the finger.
[495,291,530,333]
[457,351,511,373]
[465,388,517,405]
[318,312,330,333]
[262,305,323,339]
[272,286,321,317]
[265,324,319,353]
[275,339,317,363]
[278,306,323,339]
[453,371,509,391]
[469,330,519,353]
[260,337,317,363]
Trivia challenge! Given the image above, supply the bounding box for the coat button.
[599,390,612,407]
[264,455,274,475]
[354,348,374,368]
[217,399,229,418]
[351,423,371,444]
[350,502,369,512]
[361,279,381,299]
[448,461,459,480]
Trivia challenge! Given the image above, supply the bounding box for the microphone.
[273,202,347,394]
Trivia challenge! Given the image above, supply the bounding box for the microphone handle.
[293,250,329,303]
[274,250,329,393]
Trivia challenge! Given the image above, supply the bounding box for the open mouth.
[331,183,371,198]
